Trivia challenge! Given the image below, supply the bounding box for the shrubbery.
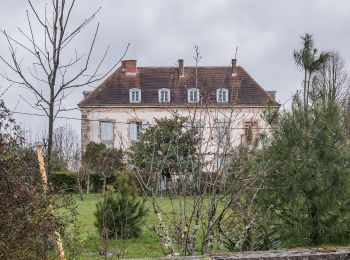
[51,171,77,192]
[94,170,148,239]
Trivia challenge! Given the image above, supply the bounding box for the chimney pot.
[178,59,184,78]
[122,60,137,76]
[83,91,92,98]
[232,59,237,77]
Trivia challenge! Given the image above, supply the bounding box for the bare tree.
[0,0,129,174]
[52,124,80,171]
[313,52,350,137]
[313,52,350,104]
[128,47,270,256]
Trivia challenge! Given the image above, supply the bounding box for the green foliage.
[293,33,330,109]
[223,208,280,252]
[83,142,124,175]
[83,142,106,166]
[51,152,69,172]
[98,147,124,177]
[293,33,330,75]
[83,142,124,193]
[128,115,199,189]
[254,208,281,251]
[0,101,87,259]
[50,171,122,193]
[94,170,148,239]
[51,171,78,192]
[257,95,350,245]
[253,34,350,246]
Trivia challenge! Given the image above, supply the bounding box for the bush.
[94,170,148,239]
[223,208,280,252]
[51,172,77,192]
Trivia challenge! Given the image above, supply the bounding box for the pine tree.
[257,35,350,245]
[94,170,148,239]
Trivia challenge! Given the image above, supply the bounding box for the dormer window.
[217,88,229,103]
[188,88,199,103]
[158,88,171,102]
[129,88,141,103]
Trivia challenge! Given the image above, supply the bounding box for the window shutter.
[130,123,137,141]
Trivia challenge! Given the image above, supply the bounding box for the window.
[158,88,171,102]
[129,88,141,103]
[216,88,229,103]
[216,122,229,144]
[89,120,95,142]
[187,121,200,130]
[242,120,259,145]
[100,121,113,142]
[130,122,142,143]
[216,155,227,171]
[187,88,199,103]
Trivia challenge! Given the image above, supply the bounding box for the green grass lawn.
[67,193,350,258]
[72,193,172,258]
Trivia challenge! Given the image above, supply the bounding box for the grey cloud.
[0,0,350,137]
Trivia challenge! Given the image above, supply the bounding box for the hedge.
[51,172,118,193]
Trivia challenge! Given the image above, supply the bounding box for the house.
[79,58,278,161]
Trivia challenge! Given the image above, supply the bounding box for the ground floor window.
[130,121,143,143]
[100,121,114,142]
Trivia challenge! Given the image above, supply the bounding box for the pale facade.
[79,58,278,160]
[81,106,269,149]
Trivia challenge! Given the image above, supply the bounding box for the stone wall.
[144,248,350,260]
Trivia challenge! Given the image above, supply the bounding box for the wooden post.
[37,145,66,260]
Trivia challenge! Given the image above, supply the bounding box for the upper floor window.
[188,88,199,103]
[129,88,141,103]
[158,88,171,102]
[216,88,229,103]
[100,121,114,142]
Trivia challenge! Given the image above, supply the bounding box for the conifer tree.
[257,34,350,245]
[94,169,148,239]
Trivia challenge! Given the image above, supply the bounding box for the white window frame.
[129,88,141,103]
[187,88,199,103]
[158,88,171,103]
[187,121,201,131]
[100,121,114,142]
[130,121,143,143]
[216,88,229,103]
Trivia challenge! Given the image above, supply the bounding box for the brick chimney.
[178,59,184,78]
[83,91,91,98]
[232,59,237,77]
[266,91,276,101]
[122,60,137,76]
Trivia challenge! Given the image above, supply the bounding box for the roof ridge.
[138,66,238,68]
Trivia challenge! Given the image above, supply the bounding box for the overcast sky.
[1,0,350,139]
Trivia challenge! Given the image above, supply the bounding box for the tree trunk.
[86,176,90,194]
[310,203,321,244]
[102,177,106,195]
[78,179,84,201]
[47,100,54,177]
